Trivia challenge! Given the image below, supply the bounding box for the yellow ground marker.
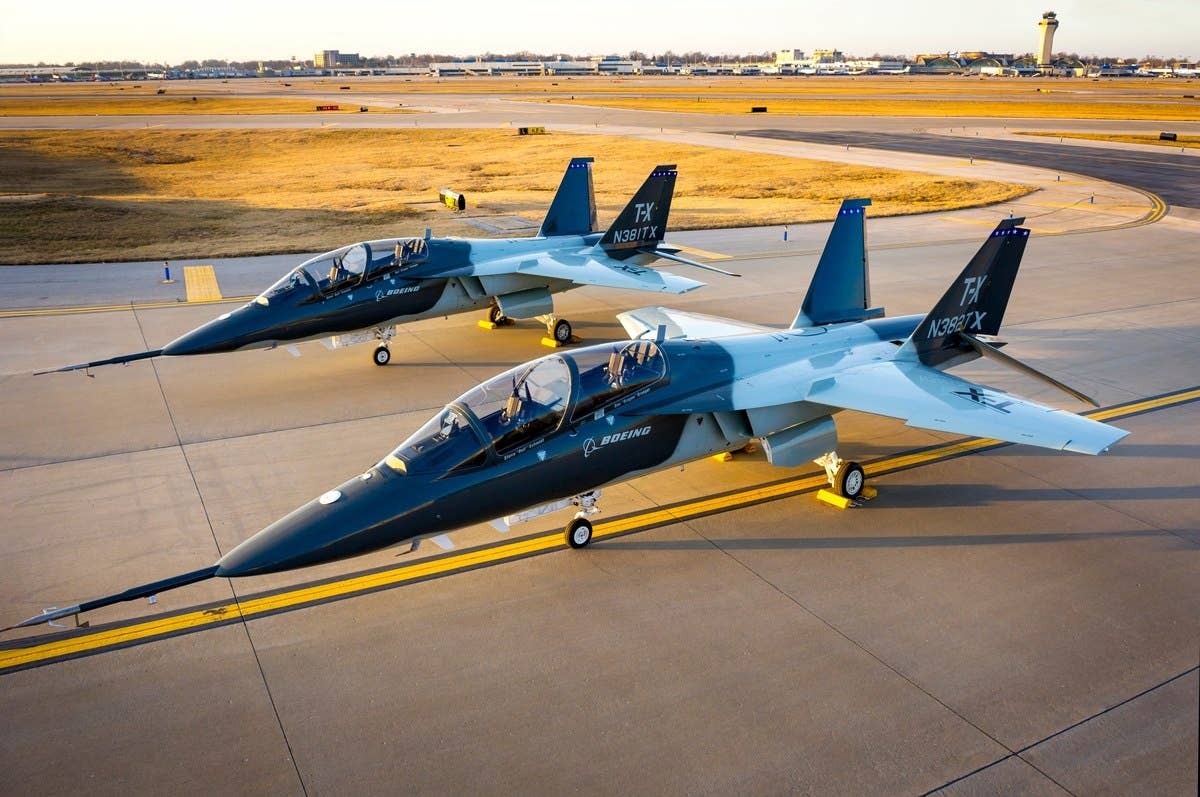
[0,387,1195,675]
[670,243,731,261]
[183,265,222,303]
[817,489,854,508]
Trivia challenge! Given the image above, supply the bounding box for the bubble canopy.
[254,238,431,306]
[383,341,668,474]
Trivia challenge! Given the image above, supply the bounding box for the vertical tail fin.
[539,157,597,237]
[897,218,1030,368]
[597,164,677,259]
[791,198,882,327]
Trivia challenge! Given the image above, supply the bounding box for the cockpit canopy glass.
[256,238,430,306]
[256,266,316,306]
[255,243,365,306]
[384,407,487,474]
[458,356,571,455]
[381,344,666,474]
[569,340,666,422]
[392,237,429,270]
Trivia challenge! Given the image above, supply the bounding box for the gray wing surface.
[617,306,775,340]
[491,254,705,294]
[806,361,1128,455]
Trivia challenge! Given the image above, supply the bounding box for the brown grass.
[5,75,1196,100]
[1014,130,1200,148]
[0,128,1032,264]
[543,96,1200,121]
[0,97,411,116]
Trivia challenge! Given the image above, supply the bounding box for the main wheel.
[552,318,573,344]
[488,304,508,326]
[835,461,865,499]
[373,346,391,366]
[565,517,593,549]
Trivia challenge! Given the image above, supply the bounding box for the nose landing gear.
[564,490,601,548]
[372,325,397,366]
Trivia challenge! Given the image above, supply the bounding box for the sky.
[3,0,1197,64]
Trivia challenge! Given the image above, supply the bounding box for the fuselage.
[161,234,608,356]
[216,315,922,577]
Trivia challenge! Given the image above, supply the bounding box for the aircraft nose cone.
[162,305,266,356]
[162,315,236,356]
[215,473,424,577]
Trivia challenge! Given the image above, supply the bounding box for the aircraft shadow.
[601,528,1188,552]
[847,482,1197,507]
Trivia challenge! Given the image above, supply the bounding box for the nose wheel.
[372,325,397,366]
[564,490,600,548]
[566,517,593,548]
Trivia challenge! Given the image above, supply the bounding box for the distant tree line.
[2,50,1193,70]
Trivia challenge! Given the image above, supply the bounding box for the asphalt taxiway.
[1,98,1198,794]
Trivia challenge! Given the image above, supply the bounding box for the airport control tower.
[1038,11,1059,68]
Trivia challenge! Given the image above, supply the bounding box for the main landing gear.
[372,325,397,366]
[487,304,512,327]
[815,452,866,500]
[482,304,574,347]
[564,490,601,548]
[547,316,573,345]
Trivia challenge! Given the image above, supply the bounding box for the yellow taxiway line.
[0,296,253,319]
[670,243,732,261]
[1,385,1196,675]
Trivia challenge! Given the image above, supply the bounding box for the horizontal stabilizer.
[959,332,1098,407]
[35,349,164,375]
[639,247,741,277]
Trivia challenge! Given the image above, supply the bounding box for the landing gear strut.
[372,325,397,366]
[487,304,511,326]
[565,490,600,548]
[815,452,865,499]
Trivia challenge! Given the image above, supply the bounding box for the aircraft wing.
[617,306,775,340]
[805,361,1128,455]
[511,255,706,294]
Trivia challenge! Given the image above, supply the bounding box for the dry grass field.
[1015,130,1200,148]
[543,95,1200,121]
[0,128,1031,264]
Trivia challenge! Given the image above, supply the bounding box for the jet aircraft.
[38,159,734,372]
[5,205,1128,632]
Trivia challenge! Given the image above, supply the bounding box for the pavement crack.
[920,665,1198,795]
[665,514,1043,791]
[133,307,311,797]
